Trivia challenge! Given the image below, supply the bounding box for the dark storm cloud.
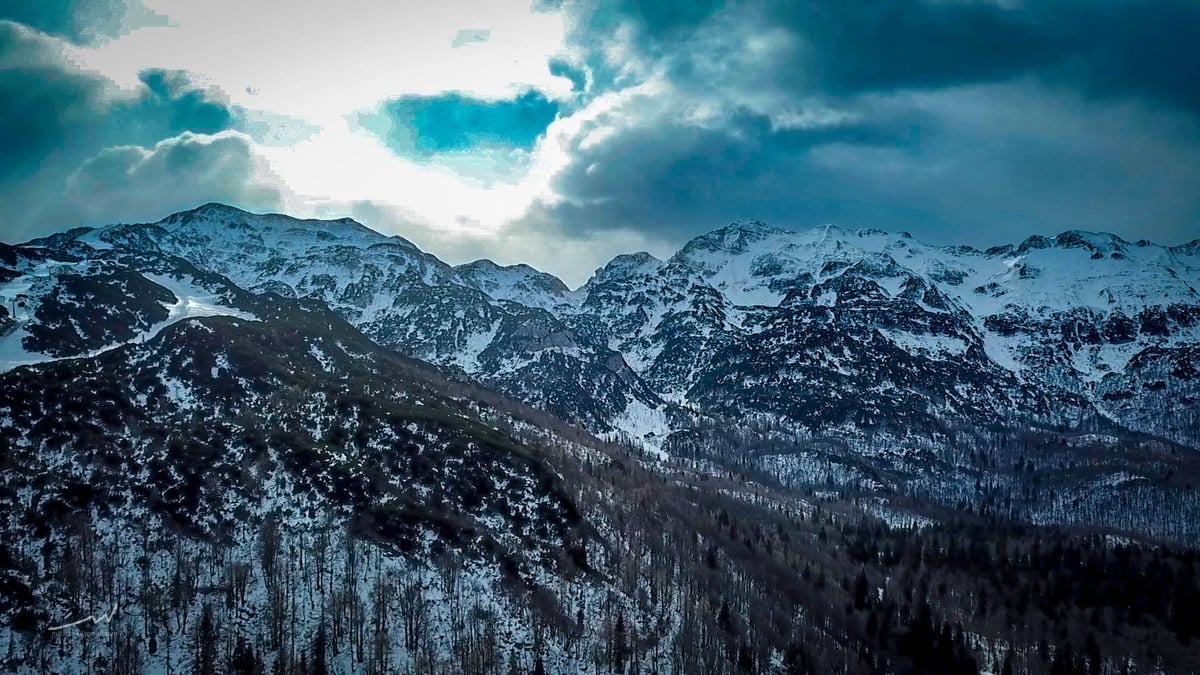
[533,102,919,239]
[0,20,108,179]
[525,0,1200,250]
[547,105,922,233]
[2,0,122,42]
[0,23,238,176]
[804,0,1200,114]
[587,0,1200,114]
[627,0,1060,97]
[0,20,254,242]
[533,77,1200,248]
[137,69,234,133]
[1049,1,1200,115]
[104,68,238,148]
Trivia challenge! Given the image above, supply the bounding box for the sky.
[1,0,1198,287]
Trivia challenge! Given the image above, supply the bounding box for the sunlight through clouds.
[39,0,579,248]
[72,0,571,119]
[2,0,1198,287]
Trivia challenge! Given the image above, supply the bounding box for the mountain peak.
[1053,230,1129,252]
[157,202,256,230]
[148,204,411,250]
[813,223,850,236]
[1171,239,1200,256]
[676,220,789,260]
[612,251,663,266]
[191,202,249,216]
[805,223,918,243]
[1012,230,1134,256]
[458,258,534,274]
[590,252,663,283]
[161,202,255,224]
[727,218,780,234]
[456,258,571,298]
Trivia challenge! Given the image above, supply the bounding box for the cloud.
[0,23,238,169]
[809,0,1200,115]
[0,0,166,44]
[513,61,1200,254]
[2,0,1198,282]
[548,58,587,93]
[451,28,491,48]
[81,67,240,155]
[1044,1,1200,115]
[45,130,284,229]
[134,68,234,133]
[0,21,254,240]
[0,20,112,179]
[804,83,1200,245]
[563,0,1200,114]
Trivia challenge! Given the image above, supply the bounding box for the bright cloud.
[9,0,580,247]
[72,0,572,119]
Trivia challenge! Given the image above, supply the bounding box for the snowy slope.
[455,259,578,312]
[570,220,1200,446]
[34,204,668,435]
[13,206,1199,449]
[6,207,1200,674]
[0,255,256,374]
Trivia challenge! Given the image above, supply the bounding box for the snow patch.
[878,329,968,358]
[0,272,258,374]
[607,399,671,460]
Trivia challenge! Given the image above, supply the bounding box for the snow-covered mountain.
[455,258,577,312]
[0,241,614,672]
[10,205,1199,470]
[4,205,1200,673]
[569,220,1200,446]
[18,204,662,436]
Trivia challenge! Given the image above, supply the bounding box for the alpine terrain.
[2,204,1199,674]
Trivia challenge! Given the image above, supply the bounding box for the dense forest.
[3,409,1198,674]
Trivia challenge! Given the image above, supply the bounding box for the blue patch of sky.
[363,90,559,155]
[355,90,560,183]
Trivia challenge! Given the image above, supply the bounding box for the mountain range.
[2,203,1199,673]
[12,205,1200,442]
[8,205,1199,518]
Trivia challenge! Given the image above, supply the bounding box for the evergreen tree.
[230,635,261,675]
[194,604,217,675]
[737,640,755,672]
[312,621,329,675]
[853,569,871,610]
[612,612,628,673]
